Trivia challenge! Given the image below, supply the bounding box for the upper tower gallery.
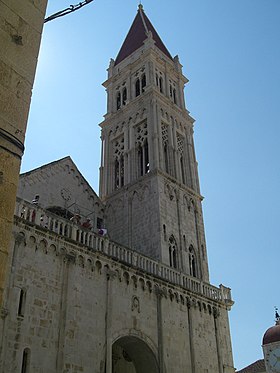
[99,5,209,282]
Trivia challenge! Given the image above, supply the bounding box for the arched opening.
[112,336,159,373]
[169,235,178,269]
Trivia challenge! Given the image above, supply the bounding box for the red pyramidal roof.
[115,5,173,66]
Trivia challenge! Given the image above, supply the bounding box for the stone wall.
[0,0,47,306]
[0,219,234,373]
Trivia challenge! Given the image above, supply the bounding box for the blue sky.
[22,0,280,369]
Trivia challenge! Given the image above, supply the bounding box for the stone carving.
[131,295,140,313]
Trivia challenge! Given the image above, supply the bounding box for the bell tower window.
[162,124,169,174]
[169,235,178,269]
[189,246,197,278]
[177,133,185,184]
[122,87,127,106]
[169,80,178,105]
[141,73,146,92]
[135,78,140,97]
[113,137,125,189]
[135,72,146,98]
[116,91,121,110]
[135,122,149,177]
[159,77,163,93]
[116,83,127,110]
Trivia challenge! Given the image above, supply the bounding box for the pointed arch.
[189,245,197,278]
[168,235,178,269]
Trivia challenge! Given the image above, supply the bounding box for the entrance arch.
[112,336,159,373]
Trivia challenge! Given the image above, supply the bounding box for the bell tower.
[99,5,209,282]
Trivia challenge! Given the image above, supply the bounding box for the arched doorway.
[112,336,159,373]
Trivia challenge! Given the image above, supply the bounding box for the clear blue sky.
[22,0,280,370]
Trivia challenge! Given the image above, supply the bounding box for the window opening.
[116,91,121,110]
[159,77,163,93]
[144,140,149,173]
[122,87,127,106]
[120,155,124,187]
[21,348,30,373]
[114,159,120,189]
[18,289,26,317]
[189,246,197,278]
[141,74,146,92]
[135,79,140,97]
[138,146,144,176]
[169,236,178,269]
[173,88,177,104]
[163,225,167,241]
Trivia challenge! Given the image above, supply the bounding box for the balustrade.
[15,197,232,304]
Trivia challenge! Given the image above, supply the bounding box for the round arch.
[112,335,159,373]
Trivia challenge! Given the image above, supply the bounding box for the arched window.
[116,91,121,110]
[169,236,178,269]
[135,78,140,97]
[21,348,31,373]
[141,74,146,92]
[189,246,197,278]
[122,87,127,106]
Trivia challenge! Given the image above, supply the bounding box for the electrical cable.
[44,0,94,23]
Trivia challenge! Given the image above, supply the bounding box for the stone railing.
[15,197,233,305]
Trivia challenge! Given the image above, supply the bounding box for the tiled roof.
[236,359,266,373]
[115,6,173,66]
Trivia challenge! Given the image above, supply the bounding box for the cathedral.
[0,5,235,373]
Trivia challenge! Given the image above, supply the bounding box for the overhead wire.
[44,0,94,23]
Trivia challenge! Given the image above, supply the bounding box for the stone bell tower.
[99,4,209,282]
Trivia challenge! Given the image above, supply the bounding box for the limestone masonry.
[0,5,235,373]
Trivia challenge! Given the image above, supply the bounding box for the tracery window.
[113,137,125,189]
[169,235,178,269]
[135,122,149,177]
[162,124,169,174]
[177,133,185,184]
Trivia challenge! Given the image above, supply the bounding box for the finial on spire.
[275,306,280,325]
[138,2,144,11]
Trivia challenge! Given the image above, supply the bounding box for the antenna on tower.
[275,306,280,324]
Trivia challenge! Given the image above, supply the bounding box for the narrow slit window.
[21,348,30,373]
[18,289,26,317]
[159,77,163,93]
